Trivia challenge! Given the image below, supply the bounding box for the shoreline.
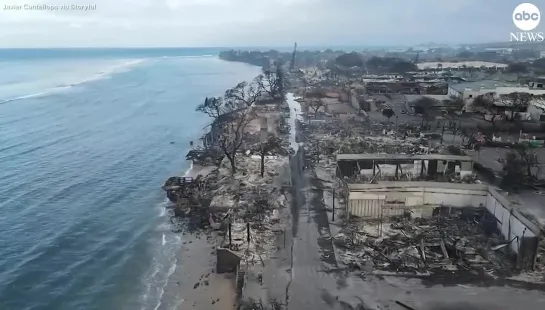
[161,64,292,309]
[174,233,236,310]
[177,164,236,310]
[164,163,237,310]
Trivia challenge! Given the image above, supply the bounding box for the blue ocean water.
[0,48,261,310]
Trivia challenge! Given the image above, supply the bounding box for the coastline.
[164,163,237,310]
[162,61,292,309]
[174,233,236,310]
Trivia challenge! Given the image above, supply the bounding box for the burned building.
[336,154,474,181]
[341,182,541,271]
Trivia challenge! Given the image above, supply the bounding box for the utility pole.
[229,222,232,248]
[246,222,251,244]
[291,42,298,70]
[332,189,335,221]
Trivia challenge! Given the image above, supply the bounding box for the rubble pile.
[305,134,440,159]
[163,133,290,227]
[338,136,438,155]
[162,175,208,209]
[225,215,285,264]
[207,152,290,260]
[334,207,516,276]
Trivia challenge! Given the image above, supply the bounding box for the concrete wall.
[348,182,488,209]
[448,86,462,98]
[527,104,544,121]
[216,248,241,273]
[485,188,541,267]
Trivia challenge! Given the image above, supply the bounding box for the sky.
[0,0,541,48]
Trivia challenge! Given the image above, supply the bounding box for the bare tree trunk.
[226,153,237,174]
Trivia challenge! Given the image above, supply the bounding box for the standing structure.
[290,42,297,70]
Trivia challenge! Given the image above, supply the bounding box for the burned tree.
[501,144,542,190]
[413,97,436,127]
[224,79,262,108]
[382,108,395,123]
[196,86,258,174]
[217,108,255,174]
[473,94,501,128]
[498,92,532,121]
[514,143,540,178]
[501,152,527,190]
[276,63,285,98]
[256,63,286,100]
[309,99,325,117]
[442,98,464,123]
[257,68,280,99]
[458,128,477,147]
[253,133,285,177]
[196,96,225,118]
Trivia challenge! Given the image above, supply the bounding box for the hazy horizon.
[0,0,543,48]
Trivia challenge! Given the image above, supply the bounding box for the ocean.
[0,48,262,310]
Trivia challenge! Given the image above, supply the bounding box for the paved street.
[284,148,343,310]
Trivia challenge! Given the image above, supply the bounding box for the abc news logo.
[514,10,539,22]
[511,3,543,42]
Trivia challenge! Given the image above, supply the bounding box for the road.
[281,136,545,310]
[275,122,383,310]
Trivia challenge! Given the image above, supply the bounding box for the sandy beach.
[165,164,236,310]
[172,233,236,310]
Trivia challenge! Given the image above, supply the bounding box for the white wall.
[448,86,462,98]
[485,188,539,255]
[349,182,488,208]
[527,104,544,121]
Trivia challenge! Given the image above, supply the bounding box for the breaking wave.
[0,59,147,105]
